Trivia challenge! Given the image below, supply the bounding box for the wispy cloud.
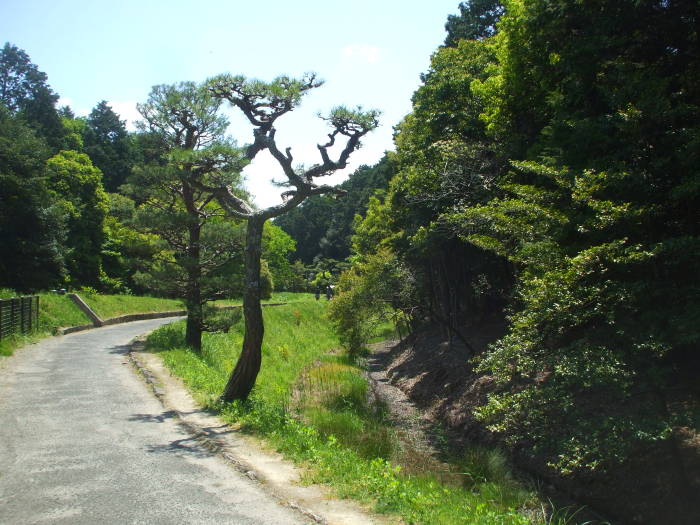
[342,44,381,64]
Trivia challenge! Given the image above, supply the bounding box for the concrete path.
[0,319,307,524]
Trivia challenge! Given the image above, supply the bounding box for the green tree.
[45,150,108,288]
[272,195,336,264]
[130,81,247,350]
[0,43,64,149]
[262,222,296,291]
[452,0,700,494]
[82,101,134,192]
[328,248,405,358]
[0,106,66,291]
[444,0,505,46]
[349,38,510,345]
[274,155,395,263]
[202,73,379,401]
[100,193,163,294]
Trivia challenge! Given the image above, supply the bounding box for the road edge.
[126,335,390,525]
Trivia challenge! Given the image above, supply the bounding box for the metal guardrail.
[0,296,39,340]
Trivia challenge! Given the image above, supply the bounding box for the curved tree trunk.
[220,215,265,402]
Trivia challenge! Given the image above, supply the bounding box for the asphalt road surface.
[0,319,307,524]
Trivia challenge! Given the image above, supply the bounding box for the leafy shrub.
[328,249,404,358]
[259,259,274,300]
[203,305,242,333]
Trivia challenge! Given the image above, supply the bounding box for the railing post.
[24,296,30,334]
[20,297,26,335]
[10,298,18,338]
[0,301,5,340]
[0,296,41,340]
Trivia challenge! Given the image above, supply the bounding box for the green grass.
[79,292,183,319]
[213,291,316,307]
[0,289,183,357]
[269,291,317,303]
[37,293,91,328]
[0,291,91,356]
[145,297,561,525]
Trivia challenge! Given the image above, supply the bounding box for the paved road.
[0,319,306,524]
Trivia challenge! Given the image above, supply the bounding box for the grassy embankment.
[78,291,183,319]
[1,289,87,356]
[0,289,309,358]
[145,295,565,525]
[0,289,183,357]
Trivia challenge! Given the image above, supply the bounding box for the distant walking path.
[0,319,306,524]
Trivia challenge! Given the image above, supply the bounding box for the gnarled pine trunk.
[220,215,265,402]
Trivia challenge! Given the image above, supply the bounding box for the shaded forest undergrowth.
[379,324,700,525]
[145,301,581,525]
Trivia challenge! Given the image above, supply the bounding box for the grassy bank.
[0,288,306,358]
[0,290,183,357]
[79,292,183,319]
[1,290,91,356]
[145,298,560,525]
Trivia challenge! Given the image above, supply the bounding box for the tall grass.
[146,299,562,525]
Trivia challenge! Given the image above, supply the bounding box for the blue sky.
[1,0,462,207]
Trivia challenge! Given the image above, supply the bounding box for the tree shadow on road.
[144,435,214,458]
[128,411,179,423]
[108,344,131,355]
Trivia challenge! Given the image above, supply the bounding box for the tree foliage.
[0,42,64,148]
[342,0,700,494]
[274,155,395,264]
[444,1,505,46]
[128,81,247,350]
[328,248,407,358]
[0,106,65,292]
[201,72,379,401]
[45,150,108,288]
[82,101,134,192]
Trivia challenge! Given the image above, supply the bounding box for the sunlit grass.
[145,298,560,524]
[1,289,182,357]
[0,291,90,356]
[213,291,317,307]
[37,293,91,328]
[79,292,184,319]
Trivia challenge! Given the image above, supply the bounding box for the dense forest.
[1,0,699,523]
[329,1,699,523]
